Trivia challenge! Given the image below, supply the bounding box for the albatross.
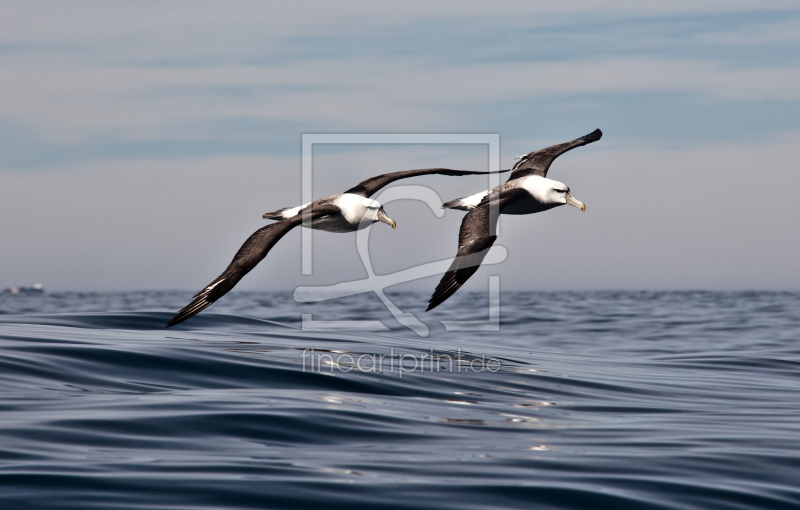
[166,167,508,327]
[426,129,602,311]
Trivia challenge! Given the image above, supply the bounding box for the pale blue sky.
[1,1,799,291]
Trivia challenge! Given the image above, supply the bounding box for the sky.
[1,1,799,293]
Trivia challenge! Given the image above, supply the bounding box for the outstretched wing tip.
[426,290,450,312]
[165,294,214,328]
[426,272,464,311]
[509,128,604,180]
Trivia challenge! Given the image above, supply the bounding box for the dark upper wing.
[426,188,529,311]
[507,129,602,181]
[166,204,340,327]
[344,168,510,198]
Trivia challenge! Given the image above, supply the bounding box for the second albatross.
[427,129,602,311]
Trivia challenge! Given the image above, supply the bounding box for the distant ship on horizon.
[2,283,44,294]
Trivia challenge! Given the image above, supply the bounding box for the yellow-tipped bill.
[565,191,586,212]
[377,208,397,228]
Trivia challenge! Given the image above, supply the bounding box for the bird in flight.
[167,167,508,327]
[426,129,602,311]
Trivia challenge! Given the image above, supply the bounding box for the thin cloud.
[1,56,799,145]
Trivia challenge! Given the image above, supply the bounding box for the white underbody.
[446,176,563,215]
[276,194,379,233]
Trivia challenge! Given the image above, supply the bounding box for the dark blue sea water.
[1,290,799,509]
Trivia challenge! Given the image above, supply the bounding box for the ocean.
[1,290,798,509]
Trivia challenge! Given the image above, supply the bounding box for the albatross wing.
[508,129,602,181]
[344,168,509,198]
[426,188,528,311]
[166,204,340,327]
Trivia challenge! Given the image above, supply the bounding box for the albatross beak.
[565,191,586,212]
[377,208,397,229]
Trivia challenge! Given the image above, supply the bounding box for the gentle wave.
[1,291,799,509]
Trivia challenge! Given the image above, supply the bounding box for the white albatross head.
[353,197,397,229]
[369,202,397,228]
[336,194,397,229]
[526,176,586,212]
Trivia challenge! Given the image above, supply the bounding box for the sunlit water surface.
[1,291,799,509]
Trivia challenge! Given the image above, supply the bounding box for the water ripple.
[0,291,799,509]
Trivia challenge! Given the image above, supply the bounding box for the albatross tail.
[441,190,490,211]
